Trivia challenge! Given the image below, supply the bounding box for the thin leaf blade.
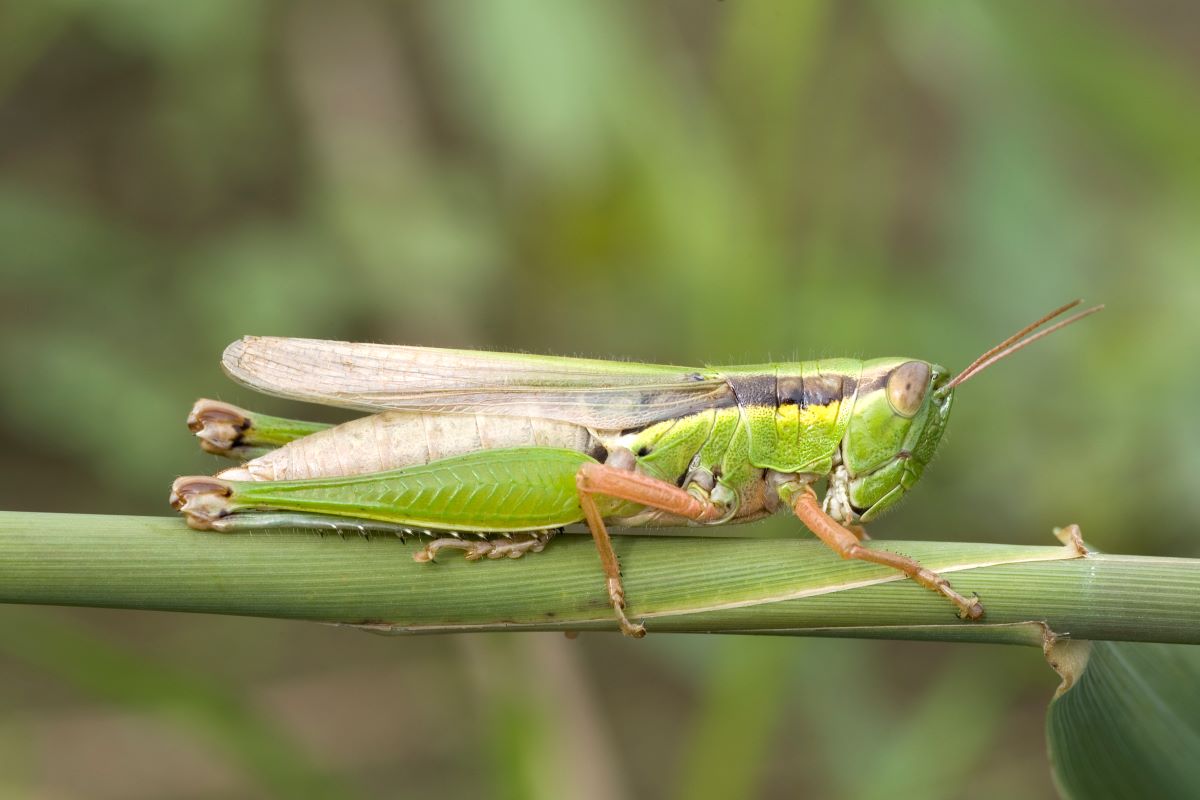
[1047,641,1200,799]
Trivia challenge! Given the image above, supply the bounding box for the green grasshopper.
[171,301,1101,637]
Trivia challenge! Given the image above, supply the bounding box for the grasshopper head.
[839,359,952,522]
[837,300,1103,522]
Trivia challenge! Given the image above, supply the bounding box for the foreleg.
[789,485,983,620]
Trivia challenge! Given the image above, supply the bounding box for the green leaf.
[1046,641,1200,799]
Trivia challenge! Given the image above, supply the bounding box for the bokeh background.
[1,1,1198,797]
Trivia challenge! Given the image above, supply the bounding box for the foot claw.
[621,620,647,638]
[606,577,646,637]
[952,591,985,620]
[614,605,646,638]
[412,537,473,563]
[925,570,984,621]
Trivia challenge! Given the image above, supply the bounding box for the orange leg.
[576,463,723,637]
[790,486,983,620]
[847,524,870,542]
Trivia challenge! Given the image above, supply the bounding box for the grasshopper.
[171,301,1100,637]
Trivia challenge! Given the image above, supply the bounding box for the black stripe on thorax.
[853,371,887,395]
[727,370,855,411]
[617,367,858,437]
[726,373,778,409]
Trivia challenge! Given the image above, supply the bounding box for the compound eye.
[886,361,930,417]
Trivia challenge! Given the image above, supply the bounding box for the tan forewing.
[221,337,733,430]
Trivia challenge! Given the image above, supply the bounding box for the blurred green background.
[1,1,1197,797]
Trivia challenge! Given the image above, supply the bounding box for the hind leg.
[413,530,558,562]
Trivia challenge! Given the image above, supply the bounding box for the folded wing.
[222,337,733,431]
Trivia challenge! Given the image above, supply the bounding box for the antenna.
[943,300,1104,390]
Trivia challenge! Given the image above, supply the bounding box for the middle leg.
[575,463,724,638]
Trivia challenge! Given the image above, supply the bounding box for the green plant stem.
[0,511,1197,646]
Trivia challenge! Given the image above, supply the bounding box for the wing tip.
[219,336,320,391]
[220,336,262,382]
